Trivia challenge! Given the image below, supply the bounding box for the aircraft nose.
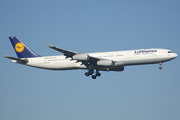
[174,53,178,58]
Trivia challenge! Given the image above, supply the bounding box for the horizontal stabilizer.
[4,56,28,64]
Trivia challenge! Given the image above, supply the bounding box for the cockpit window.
[168,51,173,53]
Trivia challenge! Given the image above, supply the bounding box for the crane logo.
[15,42,24,53]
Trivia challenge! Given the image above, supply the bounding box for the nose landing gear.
[158,62,162,70]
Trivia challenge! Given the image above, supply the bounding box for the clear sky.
[1,0,180,120]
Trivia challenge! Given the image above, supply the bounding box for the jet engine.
[97,60,114,66]
[72,53,89,61]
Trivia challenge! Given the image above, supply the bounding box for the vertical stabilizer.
[9,37,41,58]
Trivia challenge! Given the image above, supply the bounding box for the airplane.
[5,37,178,79]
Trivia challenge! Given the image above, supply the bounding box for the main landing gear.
[85,70,101,79]
[158,62,162,70]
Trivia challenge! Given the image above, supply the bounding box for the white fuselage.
[13,48,177,71]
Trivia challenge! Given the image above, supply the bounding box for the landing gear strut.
[158,62,162,70]
[95,70,101,77]
[85,69,94,76]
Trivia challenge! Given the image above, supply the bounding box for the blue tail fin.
[9,37,41,58]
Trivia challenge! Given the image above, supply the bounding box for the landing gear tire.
[92,75,96,79]
[85,72,89,77]
[85,69,101,79]
[158,66,162,70]
[96,72,101,77]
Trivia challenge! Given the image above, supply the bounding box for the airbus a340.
[5,37,178,79]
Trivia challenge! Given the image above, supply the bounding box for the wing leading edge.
[46,42,77,57]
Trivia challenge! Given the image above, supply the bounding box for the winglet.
[46,42,54,48]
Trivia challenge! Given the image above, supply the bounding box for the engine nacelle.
[97,60,114,66]
[72,53,89,61]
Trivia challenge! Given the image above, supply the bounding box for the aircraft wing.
[46,42,101,64]
[46,42,77,57]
